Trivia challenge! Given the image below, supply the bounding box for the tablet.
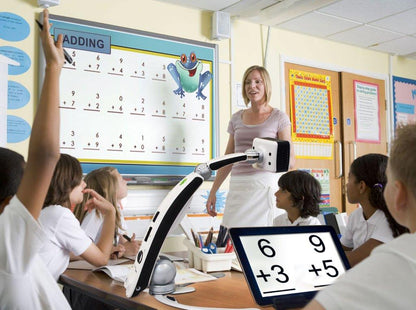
[229,225,350,309]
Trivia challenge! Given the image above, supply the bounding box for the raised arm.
[16,9,64,219]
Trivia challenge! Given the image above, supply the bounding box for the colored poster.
[301,168,330,208]
[392,76,416,128]
[289,69,334,159]
[353,80,380,143]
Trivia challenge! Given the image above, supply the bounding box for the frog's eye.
[190,52,196,62]
[181,54,187,64]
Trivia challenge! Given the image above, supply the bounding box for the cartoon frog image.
[167,52,212,100]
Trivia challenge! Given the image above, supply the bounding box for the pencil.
[122,234,131,242]
[35,19,73,64]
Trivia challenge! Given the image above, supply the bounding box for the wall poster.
[392,76,416,129]
[289,69,334,159]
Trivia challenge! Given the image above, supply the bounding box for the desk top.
[60,268,275,310]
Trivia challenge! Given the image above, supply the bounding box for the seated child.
[304,124,416,310]
[39,153,116,280]
[73,166,141,258]
[273,170,322,226]
[341,153,408,267]
[0,9,71,308]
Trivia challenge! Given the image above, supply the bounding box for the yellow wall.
[3,0,416,163]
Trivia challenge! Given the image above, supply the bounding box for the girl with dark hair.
[341,153,408,267]
[273,170,322,226]
[38,153,116,280]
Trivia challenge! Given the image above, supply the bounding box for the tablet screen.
[230,226,350,307]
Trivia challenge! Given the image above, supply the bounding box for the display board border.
[39,14,219,184]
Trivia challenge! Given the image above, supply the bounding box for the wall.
[3,0,416,218]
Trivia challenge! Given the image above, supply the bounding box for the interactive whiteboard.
[39,14,218,184]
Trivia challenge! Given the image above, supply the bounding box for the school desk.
[59,268,275,310]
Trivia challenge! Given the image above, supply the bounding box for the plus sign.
[256,269,271,282]
[308,264,322,276]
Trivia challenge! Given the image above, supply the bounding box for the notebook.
[229,225,350,309]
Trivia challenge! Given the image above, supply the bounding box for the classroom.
[1,1,416,308]
[2,0,416,235]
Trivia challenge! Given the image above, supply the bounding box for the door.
[284,63,343,212]
[340,72,387,214]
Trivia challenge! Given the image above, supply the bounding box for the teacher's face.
[244,70,265,105]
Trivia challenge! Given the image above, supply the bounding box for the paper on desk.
[94,264,134,282]
[67,258,131,270]
[92,263,216,284]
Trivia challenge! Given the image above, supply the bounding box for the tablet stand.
[125,138,290,298]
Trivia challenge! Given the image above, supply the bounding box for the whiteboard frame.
[38,14,219,184]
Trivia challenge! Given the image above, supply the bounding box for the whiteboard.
[40,14,218,184]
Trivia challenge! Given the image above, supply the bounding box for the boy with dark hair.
[273,170,322,226]
[304,123,416,309]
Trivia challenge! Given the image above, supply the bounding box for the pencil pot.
[183,238,235,273]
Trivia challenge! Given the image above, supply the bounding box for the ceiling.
[156,0,416,60]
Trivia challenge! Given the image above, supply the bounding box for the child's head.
[349,153,408,237]
[348,153,387,205]
[0,147,25,212]
[276,170,321,218]
[43,153,84,209]
[384,123,416,231]
[74,166,123,230]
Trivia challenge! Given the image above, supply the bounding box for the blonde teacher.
[206,65,295,228]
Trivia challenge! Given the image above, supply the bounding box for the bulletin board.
[392,76,416,129]
[288,69,334,159]
[40,14,218,183]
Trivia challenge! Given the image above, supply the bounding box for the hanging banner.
[289,69,334,159]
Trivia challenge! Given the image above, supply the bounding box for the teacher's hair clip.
[373,183,383,189]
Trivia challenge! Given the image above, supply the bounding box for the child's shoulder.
[39,205,78,226]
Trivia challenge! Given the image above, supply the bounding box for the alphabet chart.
[41,14,218,178]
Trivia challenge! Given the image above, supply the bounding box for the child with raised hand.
[74,166,141,258]
[0,9,70,309]
[304,124,416,310]
[273,170,322,226]
[341,153,408,267]
[39,153,116,280]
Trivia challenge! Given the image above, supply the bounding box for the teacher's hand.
[206,192,218,217]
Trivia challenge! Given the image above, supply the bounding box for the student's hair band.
[373,183,383,189]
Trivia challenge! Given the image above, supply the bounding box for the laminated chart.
[40,15,218,179]
[289,70,334,159]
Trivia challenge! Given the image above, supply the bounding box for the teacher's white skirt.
[221,173,285,228]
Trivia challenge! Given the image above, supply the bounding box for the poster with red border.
[289,69,334,159]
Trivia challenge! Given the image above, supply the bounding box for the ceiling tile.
[370,8,416,35]
[276,11,360,37]
[328,24,402,47]
[318,0,416,23]
[369,36,416,55]
[223,0,279,17]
